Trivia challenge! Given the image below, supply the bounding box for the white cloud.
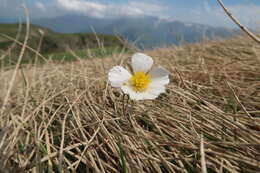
[54,0,260,29]
[203,1,211,12]
[184,3,260,29]
[0,0,7,7]
[55,0,168,19]
[128,1,167,16]
[228,5,260,29]
[1,0,259,30]
[35,2,46,11]
[56,0,107,18]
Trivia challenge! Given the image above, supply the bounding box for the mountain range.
[1,15,239,48]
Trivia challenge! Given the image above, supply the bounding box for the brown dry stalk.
[200,134,208,173]
[0,6,30,121]
[216,0,260,44]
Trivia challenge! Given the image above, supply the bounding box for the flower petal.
[149,67,170,86]
[146,85,166,98]
[121,85,143,100]
[108,66,131,87]
[121,85,165,100]
[132,53,153,73]
[143,85,165,99]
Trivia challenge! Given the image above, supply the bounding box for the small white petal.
[121,85,165,100]
[132,53,153,73]
[149,67,170,79]
[147,85,166,97]
[149,67,170,86]
[108,66,131,87]
[139,91,160,100]
[137,86,165,100]
[121,85,143,100]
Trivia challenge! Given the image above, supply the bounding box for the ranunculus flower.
[108,53,170,100]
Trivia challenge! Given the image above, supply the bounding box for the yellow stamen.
[130,72,151,92]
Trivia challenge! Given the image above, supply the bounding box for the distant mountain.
[0,17,20,24]
[2,15,239,48]
[94,16,239,48]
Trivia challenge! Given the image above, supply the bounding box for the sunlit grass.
[0,35,260,172]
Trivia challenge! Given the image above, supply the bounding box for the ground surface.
[0,36,260,172]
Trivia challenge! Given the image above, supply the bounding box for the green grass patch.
[0,46,130,67]
[0,23,127,67]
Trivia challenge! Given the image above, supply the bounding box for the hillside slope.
[0,36,259,172]
[0,23,124,53]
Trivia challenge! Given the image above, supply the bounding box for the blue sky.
[0,0,260,29]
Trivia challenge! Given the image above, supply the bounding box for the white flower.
[108,53,170,100]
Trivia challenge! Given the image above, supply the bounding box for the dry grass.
[0,35,260,172]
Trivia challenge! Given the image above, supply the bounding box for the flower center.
[130,72,151,92]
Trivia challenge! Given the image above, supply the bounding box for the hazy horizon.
[0,0,260,30]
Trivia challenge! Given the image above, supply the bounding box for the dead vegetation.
[0,35,260,172]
